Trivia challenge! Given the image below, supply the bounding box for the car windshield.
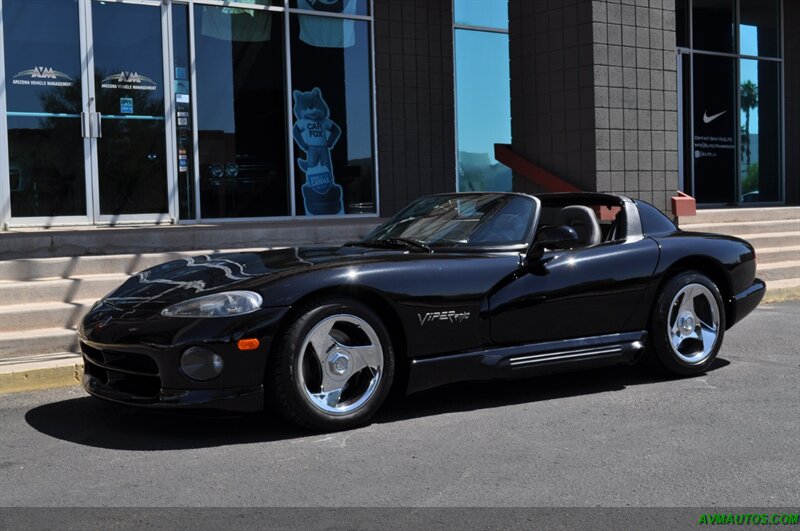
[361,193,537,250]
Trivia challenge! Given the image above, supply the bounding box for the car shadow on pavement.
[377,358,730,424]
[25,358,730,451]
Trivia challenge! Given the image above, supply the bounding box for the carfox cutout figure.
[292,87,344,215]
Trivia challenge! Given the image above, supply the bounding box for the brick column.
[373,0,456,217]
[510,0,680,212]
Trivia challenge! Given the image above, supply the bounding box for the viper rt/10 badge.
[417,311,471,326]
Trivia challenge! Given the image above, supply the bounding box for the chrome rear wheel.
[667,283,721,365]
[647,270,726,376]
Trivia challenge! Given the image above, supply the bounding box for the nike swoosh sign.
[703,110,727,123]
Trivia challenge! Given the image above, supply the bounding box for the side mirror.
[526,225,579,260]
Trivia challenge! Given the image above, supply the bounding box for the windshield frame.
[362,192,541,253]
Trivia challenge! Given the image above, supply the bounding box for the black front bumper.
[79,340,265,413]
[82,373,264,412]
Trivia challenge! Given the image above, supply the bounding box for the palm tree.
[740,80,758,170]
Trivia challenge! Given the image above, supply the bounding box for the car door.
[488,237,660,345]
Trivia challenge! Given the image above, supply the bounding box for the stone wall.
[374,0,457,216]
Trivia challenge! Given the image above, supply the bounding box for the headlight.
[161,291,262,318]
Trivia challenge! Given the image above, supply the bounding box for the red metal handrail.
[493,143,581,193]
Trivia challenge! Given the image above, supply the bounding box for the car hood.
[100,246,400,309]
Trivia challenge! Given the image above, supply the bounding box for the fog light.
[180,347,223,381]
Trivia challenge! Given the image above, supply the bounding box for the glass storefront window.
[289,14,375,216]
[680,0,785,206]
[454,29,511,192]
[290,0,369,17]
[3,0,86,218]
[2,0,378,226]
[692,0,735,53]
[740,0,780,58]
[739,59,781,203]
[455,0,508,30]
[691,54,737,204]
[194,5,289,218]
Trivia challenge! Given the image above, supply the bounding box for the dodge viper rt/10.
[78,192,764,431]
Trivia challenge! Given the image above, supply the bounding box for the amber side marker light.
[237,338,260,351]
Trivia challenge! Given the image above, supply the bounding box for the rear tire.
[266,297,395,431]
[646,270,725,376]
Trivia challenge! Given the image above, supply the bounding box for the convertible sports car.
[78,192,765,431]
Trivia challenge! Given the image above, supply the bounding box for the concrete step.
[730,231,800,250]
[0,274,129,306]
[681,219,800,236]
[0,299,96,333]
[0,248,267,282]
[0,218,381,260]
[683,207,800,224]
[756,246,800,265]
[757,261,800,282]
[0,328,78,359]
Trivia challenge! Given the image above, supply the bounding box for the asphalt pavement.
[1,302,798,511]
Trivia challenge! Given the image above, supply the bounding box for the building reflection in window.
[454,25,512,192]
[3,0,86,218]
[739,59,781,203]
[194,5,289,218]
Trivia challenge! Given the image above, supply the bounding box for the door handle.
[94,112,103,138]
[81,112,91,138]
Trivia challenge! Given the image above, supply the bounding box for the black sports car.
[78,192,765,431]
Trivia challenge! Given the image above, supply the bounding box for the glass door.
[87,0,173,222]
[2,0,92,224]
[2,0,174,226]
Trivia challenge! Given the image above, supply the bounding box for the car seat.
[556,205,602,247]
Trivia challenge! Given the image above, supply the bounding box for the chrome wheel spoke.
[314,380,346,409]
[670,330,685,351]
[699,322,717,353]
[306,321,336,364]
[677,287,697,315]
[319,369,344,394]
[347,344,382,375]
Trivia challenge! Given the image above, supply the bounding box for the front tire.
[266,297,395,431]
[647,271,726,375]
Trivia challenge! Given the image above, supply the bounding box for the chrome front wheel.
[297,314,384,415]
[266,298,394,431]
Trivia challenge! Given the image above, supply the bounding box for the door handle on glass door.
[81,112,91,138]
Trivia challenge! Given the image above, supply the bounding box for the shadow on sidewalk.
[24,358,730,451]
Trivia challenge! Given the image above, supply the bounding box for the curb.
[1,294,798,396]
[762,286,800,305]
[0,358,84,394]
